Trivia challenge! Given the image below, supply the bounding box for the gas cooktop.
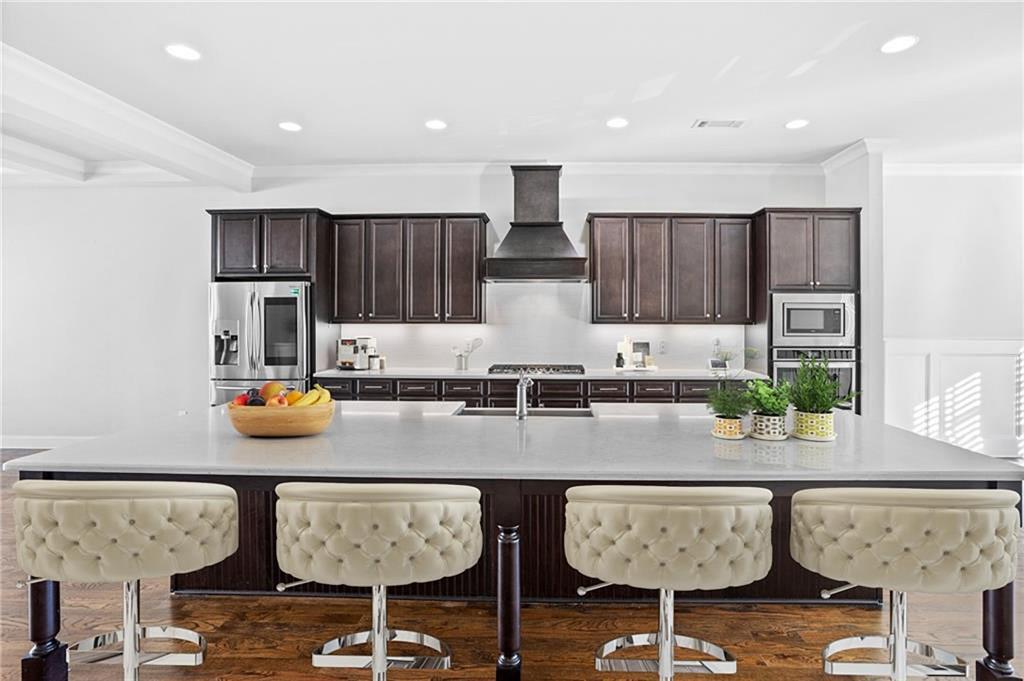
[488,363,586,375]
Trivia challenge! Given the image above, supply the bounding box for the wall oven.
[773,348,858,411]
[209,281,309,405]
[772,293,856,347]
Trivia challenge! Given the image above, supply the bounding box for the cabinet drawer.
[634,381,676,397]
[488,397,518,408]
[589,396,629,403]
[537,380,584,397]
[318,379,354,397]
[396,380,438,397]
[442,380,486,397]
[677,380,716,401]
[488,380,520,396]
[537,398,586,408]
[356,379,394,396]
[588,381,629,397]
[633,397,676,404]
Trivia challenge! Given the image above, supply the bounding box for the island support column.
[495,484,522,681]
[22,580,67,681]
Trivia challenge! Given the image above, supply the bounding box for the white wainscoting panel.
[885,339,1023,459]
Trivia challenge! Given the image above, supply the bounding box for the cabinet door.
[715,218,752,323]
[263,213,308,274]
[671,217,714,322]
[590,217,630,322]
[631,218,670,322]
[768,213,814,290]
[405,218,442,322]
[445,217,483,322]
[215,214,261,276]
[814,213,858,291]
[332,220,366,322]
[366,218,404,321]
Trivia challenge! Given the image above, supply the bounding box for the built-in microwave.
[771,293,856,347]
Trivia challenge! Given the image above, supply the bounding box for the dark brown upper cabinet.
[331,214,487,324]
[671,217,714,322]
[714,218,752,323]
[211,210,317,278]
[631,217,670,322]
[590,217,630,322]
[366,218,404,322]
[445,217,485,322]
[762,210,859,291]
[406,218,443,322]
[332,219,366,322]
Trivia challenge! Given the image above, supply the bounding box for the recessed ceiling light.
[606,117,629,129]
[425,119,448,130]
[880,35,919,54]
[278,121,302,132]
[785,119,810,130]
[165,43,201,61]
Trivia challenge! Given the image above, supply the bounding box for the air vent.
[692,119,745,129]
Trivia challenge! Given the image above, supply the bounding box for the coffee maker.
[337,337,377,370]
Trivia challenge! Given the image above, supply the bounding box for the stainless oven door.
[772,293,856,347]
[773,360,857,411]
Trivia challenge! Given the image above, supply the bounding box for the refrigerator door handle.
[247,289,256,371]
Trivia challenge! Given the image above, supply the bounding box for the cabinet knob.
[622,312,628,318]
[434,312,439,318]
[716,313,722,319]
[368,312,374,318]
[705,313,711,318]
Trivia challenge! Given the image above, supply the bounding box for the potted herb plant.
[746,379,791,441]
[790,356,857,441]
[707,385,752,440]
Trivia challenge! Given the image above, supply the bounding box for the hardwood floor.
[1,449,1019,680]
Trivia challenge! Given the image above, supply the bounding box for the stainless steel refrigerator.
[209,281,311,405]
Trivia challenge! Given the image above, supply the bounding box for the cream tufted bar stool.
[564,485,773,680]
[275,482,483,680]
[791,487,1020,681]
[13,480,239,681]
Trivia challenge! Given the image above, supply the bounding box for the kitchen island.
[7,402,1022,681]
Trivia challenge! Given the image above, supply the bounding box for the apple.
[260,381,287,399]
[232,393,249,406]
[265,394,288,408]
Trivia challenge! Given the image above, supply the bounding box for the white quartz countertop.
[313,367,768,381]
[6,402,1022,482]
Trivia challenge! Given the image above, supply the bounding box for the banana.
[314,386,333,404]
[292,389,320,407]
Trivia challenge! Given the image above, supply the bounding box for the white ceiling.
[1,1,1022,169]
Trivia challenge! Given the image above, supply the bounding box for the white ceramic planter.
[711,416,746,440]
[792,410,836,441]
[749,413,788,441]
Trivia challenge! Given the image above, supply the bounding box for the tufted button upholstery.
[791,488,1020,594]
[275,483,482,587]
[564,485,773,591]
[13,480,238,583]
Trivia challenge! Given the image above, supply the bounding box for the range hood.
[483,165,588,282]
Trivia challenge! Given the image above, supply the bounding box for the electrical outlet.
[658,341,667,355]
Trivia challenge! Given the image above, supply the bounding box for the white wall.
[883,167,1024,457]
[1,164,824,442]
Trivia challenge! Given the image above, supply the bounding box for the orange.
[285,390,304,405]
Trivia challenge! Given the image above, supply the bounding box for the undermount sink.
[457,407,594,418]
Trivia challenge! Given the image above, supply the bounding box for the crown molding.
[820,138,892,174]
[1,43,253,192]
[884,163,1023,177]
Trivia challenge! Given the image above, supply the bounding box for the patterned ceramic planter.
[750,413,789,441]
[792,410,836,442]
[711,416,746,440]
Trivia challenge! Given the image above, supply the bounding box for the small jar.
[369,355,381,371]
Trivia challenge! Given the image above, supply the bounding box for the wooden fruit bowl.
[227,401,335,437]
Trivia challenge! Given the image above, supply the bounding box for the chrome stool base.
[313,628,452,669]
[593,588,735,679]
[68,625,207,667]
[596,633,737,674]
[311,584,451,679]
[822,591,966,680]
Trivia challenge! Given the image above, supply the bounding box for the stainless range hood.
[483,165,588,282]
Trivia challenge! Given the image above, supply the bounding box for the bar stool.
[274,482,483,680]
[791,487,1020,681]
[564,485,774,679]
[12,480,239,681]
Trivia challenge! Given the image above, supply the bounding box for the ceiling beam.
[1,134,87,181]
[1,43,253,192]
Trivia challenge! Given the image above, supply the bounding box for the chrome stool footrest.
[313,628,452,670]
[823,635,967,678]
[596,632,737,675]
[68,625,206,667]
